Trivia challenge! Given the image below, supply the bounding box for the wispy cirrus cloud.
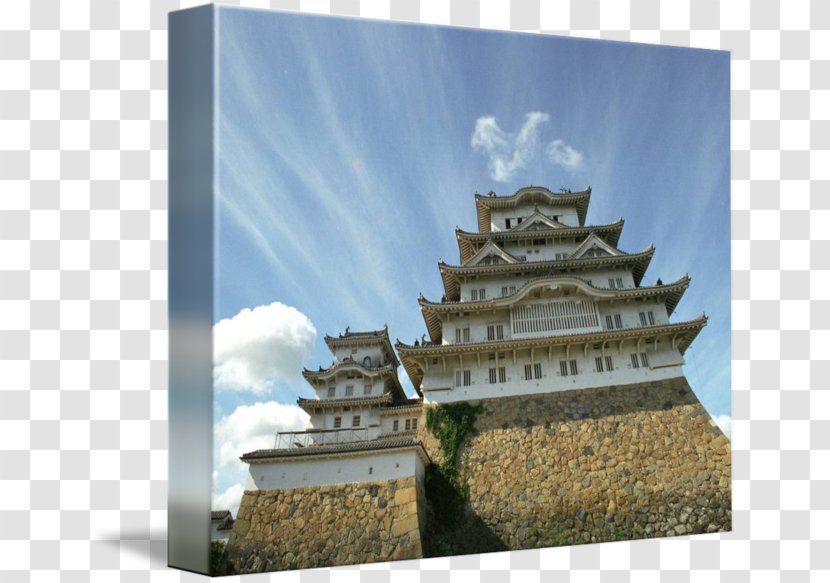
[471,112,585,181]
[546,139,584,170]
[213,302,317,395]
[471,112,550,182]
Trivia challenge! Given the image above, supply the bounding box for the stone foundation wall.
[418,377,731,555]
[226,476,424,573]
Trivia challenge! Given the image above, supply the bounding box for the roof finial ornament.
[345,325,350,334]
[488,190,495,197]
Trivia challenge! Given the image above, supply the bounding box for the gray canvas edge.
[167,4,215,575]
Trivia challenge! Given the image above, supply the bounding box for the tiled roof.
[211,510,234,530]
[240,435,424,461]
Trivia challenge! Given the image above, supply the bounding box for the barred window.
[605,356,614,371]
[608,278,616,289]
[534,363,542,379]
[471,289,478,301]
[614,314,623,329]
[352,415,360,427]
[524,364,533,380]
[595,356,604,372]
[616,277,623,288]
[412,418,418,430]
[393,420,399,431]
[560,360,569,376]
[364,383,372,395]
[639,312,647,326]
[498,367,507,383]
[648,311,655,325]
[631,353,640,369]
[327,386,335,398]
[502,286,509,297]
[405,419,411,430]
[640,352,650,367]
[455,370,471,386]
[334,416,342,428]
[345,385,354,396]
[488,368,497,383]
[605,315,614,330]
[569,359,578,376]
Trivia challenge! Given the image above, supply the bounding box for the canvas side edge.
[167,4,215,575]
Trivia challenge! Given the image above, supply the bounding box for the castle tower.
[239,326,428,489]
[396,186,707,402]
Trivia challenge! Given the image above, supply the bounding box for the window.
[455,370,471,386]
[614,314,623,329]
[487,324,505,341]
[345,385,354,396]
[455,327,470,344]
[327,386,335,398]
[352,415,360,427]
[363,383,372,395]
[471,289,478,301]
[517,217,523,224]
[639,312,648,326]
[510,285,516,294]
[412,418,418,430]
[648,311,655,325]
[363,356,372,367]
[595,356,604,372]
[502,286,509,297]
[640,352,650,368]
[393,419,399,431]
[524,364,532,380]
[631,353,640,369]
[505,218,511,228]
[405,419,411,430]
[487,365,507,384]
[616,277,623,288]
[533,238,545,246]
[479,288,486,300]
[334,416,342,428]
[605,356,614,371]
[533,363,542,379]
[608,278,616,289]
[569,359,578,376]
[560,360,569,376]
[605,315,614,330]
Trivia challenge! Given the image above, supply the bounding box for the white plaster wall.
[332,345,385,367]
[443,295,671,344]
[489,204,580,231]
[419,342,686,401]
[312,370,388,400]
[457,267,636,301]
[211,522,231,541]
[247,449,426,490]
[380,411,421,434]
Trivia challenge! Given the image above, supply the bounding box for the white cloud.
[546,139,584,170]
[215,400,309,470]
[713,414,731,440]
[471,112,550,182]
[213,484,245,516]
[212,400,309,516]
[213,302,317,395]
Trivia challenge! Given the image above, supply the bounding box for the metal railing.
[272,427,370,449]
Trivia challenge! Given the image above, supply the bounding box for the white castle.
[395,186,706,401]
[239,185,705,488]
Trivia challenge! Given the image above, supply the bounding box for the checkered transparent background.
[0,0,826,580]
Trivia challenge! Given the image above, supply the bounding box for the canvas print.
[169,4,731,576]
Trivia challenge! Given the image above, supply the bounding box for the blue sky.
[210,6,730,509]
